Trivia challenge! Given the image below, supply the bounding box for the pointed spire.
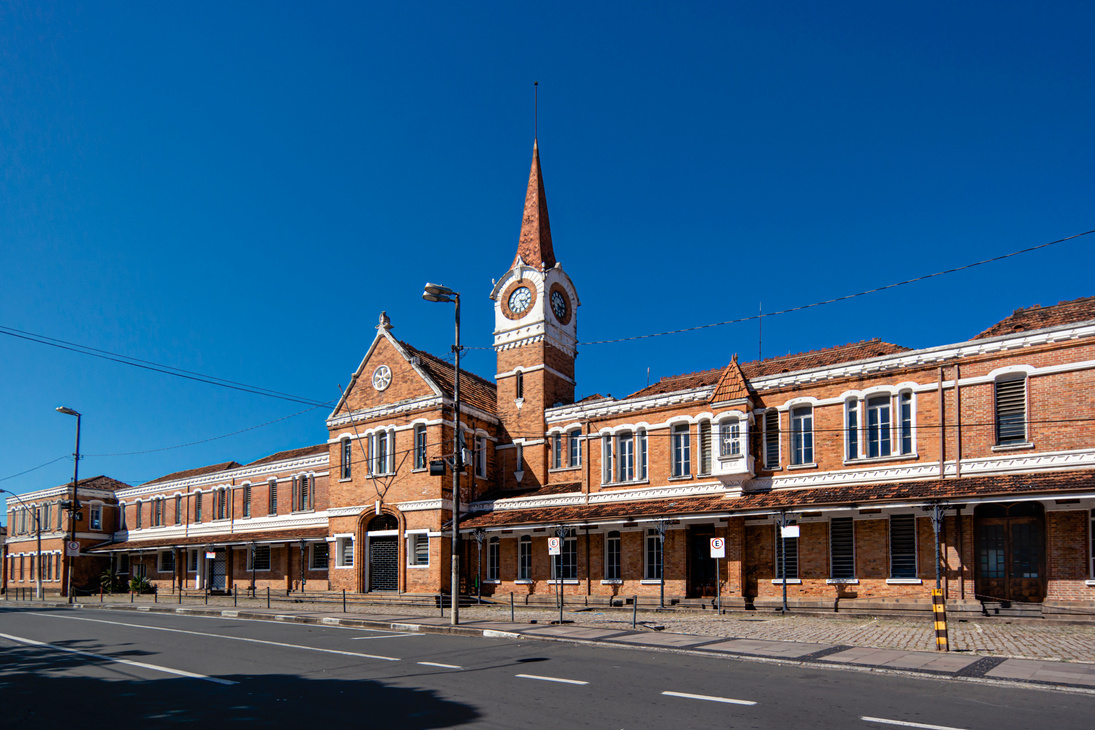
[512,140,556,270]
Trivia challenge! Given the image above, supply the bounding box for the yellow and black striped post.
[931,588,949,652]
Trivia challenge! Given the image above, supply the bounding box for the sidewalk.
[7,596,1095,692]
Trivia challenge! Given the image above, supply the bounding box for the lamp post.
[56,406,81,603]
[1,489,43,599]
[423,282,462,625]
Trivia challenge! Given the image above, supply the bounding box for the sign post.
[709,537,725,614]
[548,536,562,623]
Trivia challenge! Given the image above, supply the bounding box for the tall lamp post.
[423,282,462,625]
[1,489,42,599]
[56,406,81,603]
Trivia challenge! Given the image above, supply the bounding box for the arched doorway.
[365,513,399,592]
[975,502,1045,603]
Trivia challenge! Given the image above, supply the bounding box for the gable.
[334,333,441,416]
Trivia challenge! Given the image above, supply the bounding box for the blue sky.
[2,2,1092,507]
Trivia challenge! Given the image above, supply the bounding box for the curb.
[5,600,1095,694]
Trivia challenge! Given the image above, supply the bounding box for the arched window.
[368,513,398,532]
[995,375,1028,445]
[698,419,713,475]
[515,370,524,400]
[719,417,741,457]
[790,405,813,465]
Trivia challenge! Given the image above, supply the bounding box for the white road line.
[350,633,423,640]
[515,673,589,685]
[862,717,968,730]
[28,612,399,662]
[662,691,756,706]
[418,661,462,669]
[0,631,236,685]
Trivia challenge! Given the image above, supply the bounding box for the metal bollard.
[511,591,515,622]
[154,589,158,604]
[266,586,270,609]
[234,585,237,607]
[342,589,346,613]
[130,590,134,603]
[632,596,638,629]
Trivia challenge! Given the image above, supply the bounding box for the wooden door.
[975,503,1045,603]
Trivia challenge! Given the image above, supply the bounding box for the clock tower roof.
[511,140,557,271]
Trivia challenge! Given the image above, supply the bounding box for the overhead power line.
[580,228,1094,345]
[0,325,334,407]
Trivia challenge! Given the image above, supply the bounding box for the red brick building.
[12,140,1094,615]
[4,476,128,597]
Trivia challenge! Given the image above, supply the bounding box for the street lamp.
[1,489,42,599]
[56,406,81,603]
[423,282,462,625]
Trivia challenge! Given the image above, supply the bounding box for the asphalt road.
[1,605,1090,729]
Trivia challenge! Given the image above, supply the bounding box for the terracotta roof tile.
[972,296,1095,340]
[709,356,751,404]
[475,482,582,503]
[143,461,241,486]
[628,339,909,399]
[245,444,328,466]
[460,470,1095,528]
[399,341,497,415]
[90,526,329,552]
[73,475,132,492]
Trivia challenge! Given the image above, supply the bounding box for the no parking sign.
[709,537,725,558]
[547,537,561,555]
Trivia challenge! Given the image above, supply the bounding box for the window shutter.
[995,377,1027,444]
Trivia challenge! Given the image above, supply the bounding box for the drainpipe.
[954,364,962,479]
[938,367,945,478]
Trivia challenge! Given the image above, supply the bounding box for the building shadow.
[1,642,480,729]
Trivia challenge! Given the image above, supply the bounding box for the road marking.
[862,717,968,730]
[28,612,399,662]
[516,673,588,685]
[350,633,423,640]
[418,661,462,669]
[662,691,756,706]
[0,631,236,685]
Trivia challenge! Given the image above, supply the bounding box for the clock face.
[508,286,532,315]
[551,290,568,320]
[372,365,392,392]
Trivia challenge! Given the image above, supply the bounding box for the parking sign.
[548,537,561,555]
[709,537,725,558]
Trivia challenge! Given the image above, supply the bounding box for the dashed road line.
[418,661,462,669]
[662,691,756,706]
[516,673,589,685]
[28,612,400,662]
[0,631,236,685]
[862,717,967,730]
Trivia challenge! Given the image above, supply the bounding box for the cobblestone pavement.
[36,594,1095,664]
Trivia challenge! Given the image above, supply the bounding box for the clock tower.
[490,140,579,490]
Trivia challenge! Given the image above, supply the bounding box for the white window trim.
[407,533,430,568]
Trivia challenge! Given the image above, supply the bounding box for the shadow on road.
[1,643,480,728]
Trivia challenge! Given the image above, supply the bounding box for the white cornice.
[118,454,330,498]
[470,481,731,513]
[5,486,119,503]
[750,448,1095,491]
[327,395,443,429]
[546,387,711,423]
[111,512,330,544]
